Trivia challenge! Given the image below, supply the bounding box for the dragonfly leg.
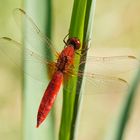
[63,33,69,46]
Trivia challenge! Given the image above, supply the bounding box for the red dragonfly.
[0,8,139,128]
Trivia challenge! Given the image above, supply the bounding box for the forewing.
[79,55,139,75]
[13,8,58,61]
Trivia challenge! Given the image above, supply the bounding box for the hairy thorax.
[56,46,75,73]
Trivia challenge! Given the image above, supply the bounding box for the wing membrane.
[64,72,128,95]
[79,55,139,75]
[0,37,55,82]
[83,73,128,95]
[0,37,131,94]
[13,8,58,61]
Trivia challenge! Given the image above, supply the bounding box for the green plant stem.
[59,1,86,140]
[59,0,96,140]
[104,65,140,140]
[70,1,96,139]
[114,66,140,140]
[23,0,54,140]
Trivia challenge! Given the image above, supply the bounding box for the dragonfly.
[0,8,139,128]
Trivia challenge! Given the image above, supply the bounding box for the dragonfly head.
[67,37,80,50]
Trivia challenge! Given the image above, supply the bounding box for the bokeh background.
[0,0,140,140]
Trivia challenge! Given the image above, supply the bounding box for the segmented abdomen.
[36,71,63,128]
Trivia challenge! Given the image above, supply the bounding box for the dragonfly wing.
[81,73,128,95]
[63,67,128,95]
[0,37,55,82]
[79,55,139,75]
[13,8,58,61]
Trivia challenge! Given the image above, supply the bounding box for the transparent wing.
[82,73,128,95]
[63,72,128,95]
[0,37,130,94]
[64,54,138,95]
[79,55,139,76]
[0,37,55,82]
[13,8,58,61]
[67,55,138,94]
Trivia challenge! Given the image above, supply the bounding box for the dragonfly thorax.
[56,56,69,72]
[56,46,75,73]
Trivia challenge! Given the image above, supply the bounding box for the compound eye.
[67,37,81,50]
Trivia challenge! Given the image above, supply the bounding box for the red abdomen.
[36,71,63,128]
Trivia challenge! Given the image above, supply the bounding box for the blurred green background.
[0,0,140,140]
